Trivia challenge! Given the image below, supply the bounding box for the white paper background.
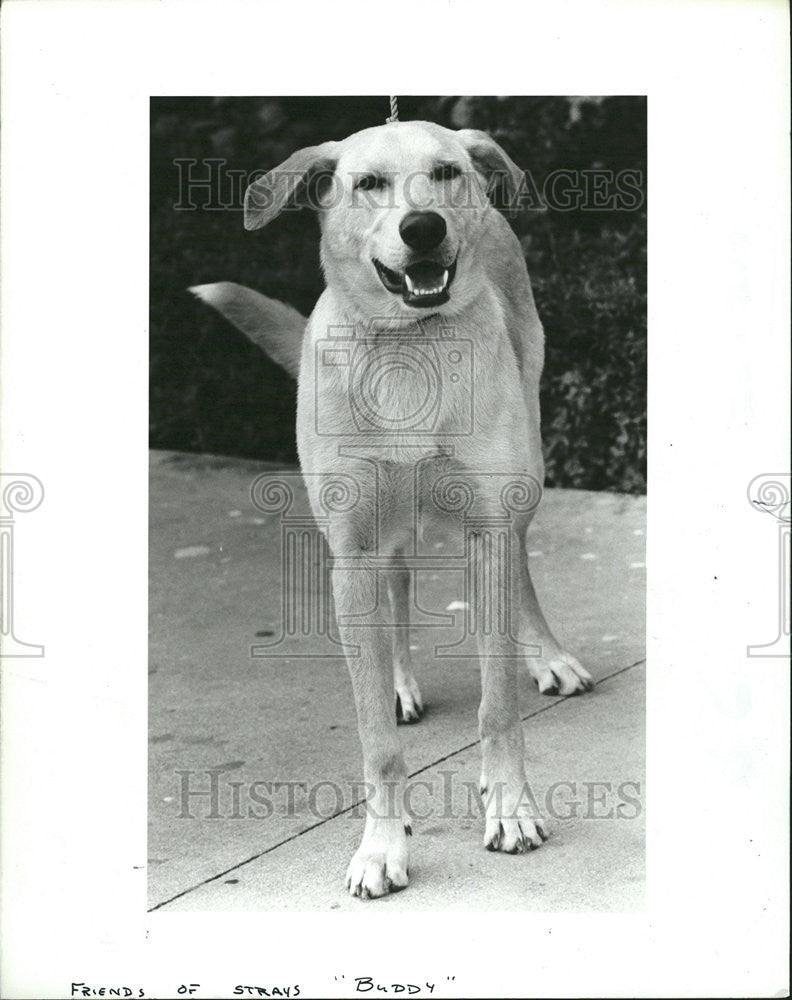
[0,0,789,997]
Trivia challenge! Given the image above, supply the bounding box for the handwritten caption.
[69,976,457,998]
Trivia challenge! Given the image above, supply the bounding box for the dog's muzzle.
[373,257,458,309]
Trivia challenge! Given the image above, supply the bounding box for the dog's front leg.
[471,525,548,854]
[333,556,411,898]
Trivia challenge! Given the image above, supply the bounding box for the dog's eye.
[431,163,462,182]
[354,174,387,191]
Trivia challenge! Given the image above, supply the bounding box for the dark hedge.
[150,96,646,493]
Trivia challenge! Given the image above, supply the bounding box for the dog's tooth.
[407,280,450,298]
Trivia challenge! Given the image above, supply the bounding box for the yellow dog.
[193,120,592,899]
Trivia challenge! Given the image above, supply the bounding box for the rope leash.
[385,95,399,124]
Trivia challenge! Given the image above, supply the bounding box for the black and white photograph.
[0,1,788,998]
[148,95,647,910]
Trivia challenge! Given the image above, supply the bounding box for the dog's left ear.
[244,141,341,231]
[456,129,525,212]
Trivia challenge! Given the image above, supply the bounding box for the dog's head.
[244,121,524,321]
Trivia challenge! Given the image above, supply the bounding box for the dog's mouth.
[373,258,458,308]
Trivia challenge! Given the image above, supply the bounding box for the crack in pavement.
[148,657,646,911]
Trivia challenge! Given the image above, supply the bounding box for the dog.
[191,119,593,899]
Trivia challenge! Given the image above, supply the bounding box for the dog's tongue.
[404,261,449,300]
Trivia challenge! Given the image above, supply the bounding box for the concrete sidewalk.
[148,450,645,911]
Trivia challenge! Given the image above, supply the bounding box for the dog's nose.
[399,211,447,251]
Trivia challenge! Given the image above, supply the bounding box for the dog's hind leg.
[518,543,594,696]
[386,566,424,724]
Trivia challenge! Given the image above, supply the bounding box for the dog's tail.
[189,282,306,379]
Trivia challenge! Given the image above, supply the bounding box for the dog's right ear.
[244,141,340,231]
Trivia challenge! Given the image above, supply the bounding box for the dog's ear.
[456,129,525,212]
[244,141,340,231]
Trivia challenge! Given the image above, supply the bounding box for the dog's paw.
[479,774,549,853]
[345,823,411,899]
[528,650,594,696]
[483,800,548,854]
[395,674,423,724]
